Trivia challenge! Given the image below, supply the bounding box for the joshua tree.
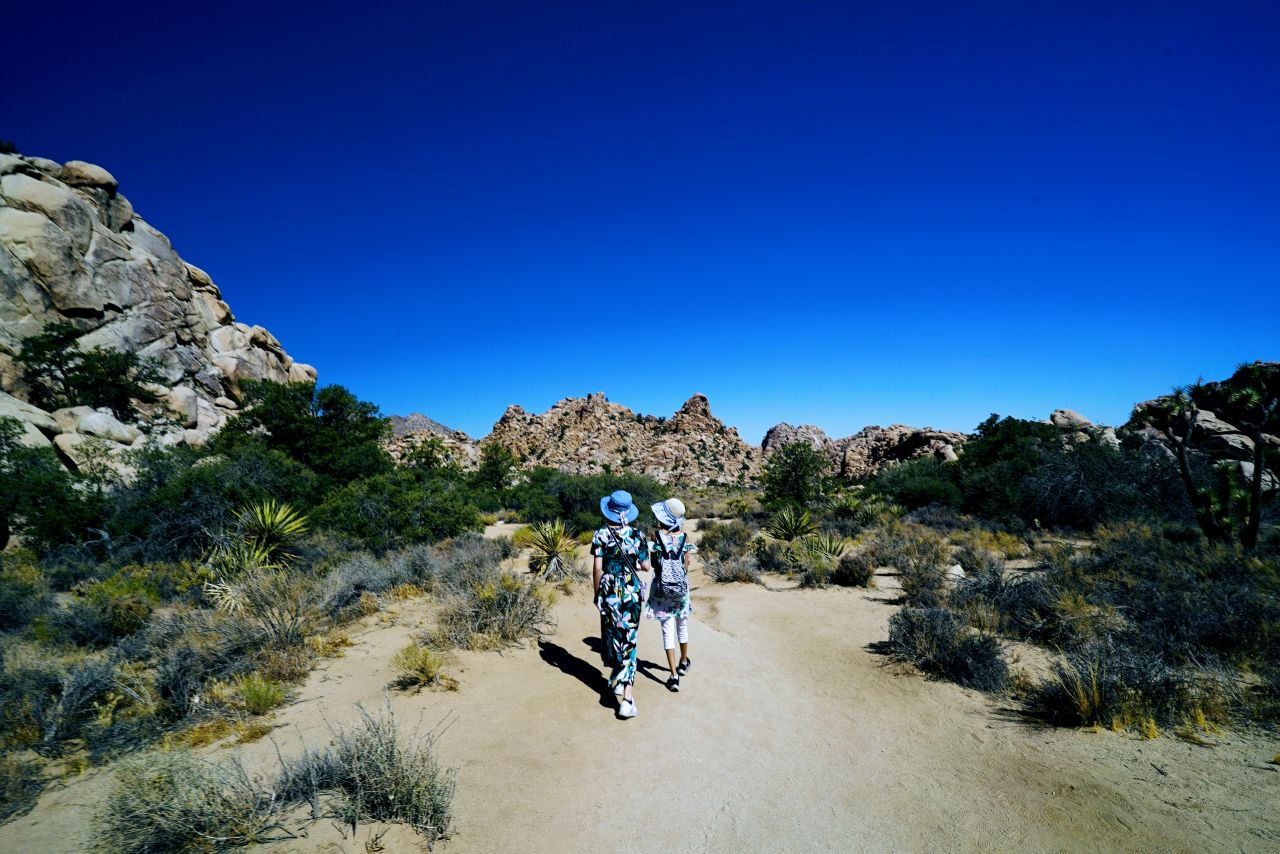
[1225,362,1278,551]
[1137,385,1227,543]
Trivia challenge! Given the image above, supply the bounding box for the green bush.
[236,672,286,715]
[868,458,961,510]
[15,320,164,420]
[0,418,104,554]
[313,470,481,551]
[871,522,949,604]
[507,468,663,534]
[831,551,877,587]
[761,442,828,509]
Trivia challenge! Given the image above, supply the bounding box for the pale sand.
[4,525,1278,853]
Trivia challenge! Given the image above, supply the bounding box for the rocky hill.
[486,392,761,486]
[761,422,967,479]
[0,152,313,468]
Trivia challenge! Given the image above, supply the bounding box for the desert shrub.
[887,607,1008,692]
[235,673,286,715]
[99,750,277,853]
[0,754,45,822]
[146,611,264,719]
[0,556,52,631]
[830,550,877,587]
[872,522,949,604]
[697,519,755,561]
[751,536,792,573]
[868,457,961,510]
[276,704,455,844]
[702,554,762,584]
[431,561,554,651]
[51,563,208,646]
[36,655,121,752]
[206,568,322,648]
[761,442,829,509]
[0,643,67,750]
[392,644,456,690]
[322,552,414,618]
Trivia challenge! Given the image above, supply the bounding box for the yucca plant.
[802,531,849,562]
[766,506,816,542]
[523,519,580,580]
[237,499,308,566]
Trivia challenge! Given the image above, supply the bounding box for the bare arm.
[592,555,603,596]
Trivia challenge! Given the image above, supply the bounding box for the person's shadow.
[538,641,615,708]
[582,637,667,686]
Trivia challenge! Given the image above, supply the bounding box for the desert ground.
[2,522,1277,854]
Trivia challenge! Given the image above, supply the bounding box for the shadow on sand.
[538,640,614,708]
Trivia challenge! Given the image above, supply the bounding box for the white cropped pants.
[658,613,689,650]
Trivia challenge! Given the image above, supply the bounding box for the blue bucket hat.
[600,490,639,524]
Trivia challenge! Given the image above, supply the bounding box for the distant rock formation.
[386,414,480,467]
[0,152,314,469]
[484,392,760,486]
[761,422,966,479]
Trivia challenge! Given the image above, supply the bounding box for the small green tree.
[15,321,164,419]
[761,442,828,509]
[0,417,103,552]
[1223,363,1278,551]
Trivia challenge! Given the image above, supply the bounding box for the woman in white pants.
[646,498,696,691]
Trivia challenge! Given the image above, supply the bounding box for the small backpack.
[652,531,689,600]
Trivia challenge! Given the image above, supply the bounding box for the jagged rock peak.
[387,413,471,441]
[0,150,315,469]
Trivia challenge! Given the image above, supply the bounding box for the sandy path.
[4,526,1278,853]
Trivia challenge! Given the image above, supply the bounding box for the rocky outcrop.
[386,414,480,467]
[1128,361,1279,492]
[761,422,966,479]
[484,392,760,486]
[0,151,314,472]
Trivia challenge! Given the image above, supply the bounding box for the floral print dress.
[645,531,696,621]
[591,524,650,688]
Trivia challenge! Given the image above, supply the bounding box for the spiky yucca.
[237,499,308,565]
[802,531,849,562]
[523,519,580,579]
[766,506,816,542]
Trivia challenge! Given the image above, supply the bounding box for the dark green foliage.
[313,470,481,552]
[506,468,664,534]
[213,381,393,487]
[15,321,164,419]
[105,442,319,563]
[469,443,520,508]
[0,418,104,554]
[831,551,877,587]
[0,555,52,631]
[868,458,961,510]
[761,442,828,509]
[887,607,1007,692]
[957,415,1061,521]
[0,140,17,154]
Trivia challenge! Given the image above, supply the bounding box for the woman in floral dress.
[591,490,652,719]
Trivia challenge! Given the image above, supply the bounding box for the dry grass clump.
[703,554,762,585]
[698,519,756,561]
[235,673,286,716]
[275,704,455,845]
[98,750,283,853]
[430,569,554,651]
[391,644,457,691]
[869,521,949,605]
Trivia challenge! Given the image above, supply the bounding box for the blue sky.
[8,1,1278,443]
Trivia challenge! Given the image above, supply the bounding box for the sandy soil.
[3,524,1278,853]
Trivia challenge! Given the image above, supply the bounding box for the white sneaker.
[618,699,637,719]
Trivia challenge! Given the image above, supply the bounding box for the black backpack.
[652,531,689,599]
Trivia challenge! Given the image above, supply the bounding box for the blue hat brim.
[600,495,639,523]
[651,501,681,529]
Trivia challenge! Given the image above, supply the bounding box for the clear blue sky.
[8,1,1278,443]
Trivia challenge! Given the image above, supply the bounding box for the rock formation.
[0,151,313,469]
[386,414,480,466]
[484,392,760,486]
[761,422,966,479]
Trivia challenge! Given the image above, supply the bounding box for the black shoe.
[677,658,691,676]
[666,675,680,692]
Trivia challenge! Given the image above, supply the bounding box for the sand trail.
[3,529,1277,853]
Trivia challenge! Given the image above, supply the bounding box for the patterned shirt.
[591,525,651,575]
